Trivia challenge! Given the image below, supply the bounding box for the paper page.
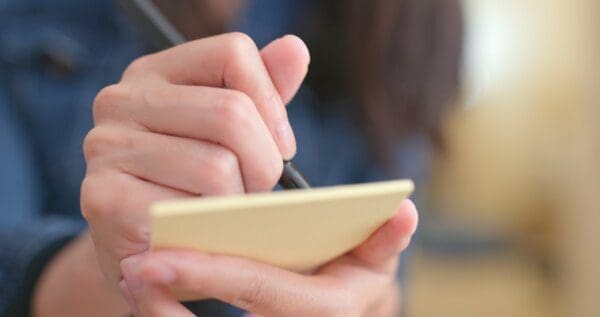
[151,179,414,273]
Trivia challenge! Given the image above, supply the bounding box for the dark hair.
[154,0,463,163]
[304,0,463,163]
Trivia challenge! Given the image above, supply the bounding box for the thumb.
[260,35,310,105]
[351,200,419,267]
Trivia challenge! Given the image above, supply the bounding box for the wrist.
[32,233,129,317]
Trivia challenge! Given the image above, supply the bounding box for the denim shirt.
[0,1,431,316]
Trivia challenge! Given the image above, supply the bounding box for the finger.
[84,125,245,195]
[81,171,192,284]
[260,35,310,105]
[92,84,283,192]
[124,250,344,317]
[367,283,401,317]
[124,32,299,159]
[134,284,194,317]
[351,200,418,268]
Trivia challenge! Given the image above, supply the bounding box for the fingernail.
[275,120,296,159]
[121,256,144,295]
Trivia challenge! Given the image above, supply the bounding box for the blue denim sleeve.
[0,87,86,316]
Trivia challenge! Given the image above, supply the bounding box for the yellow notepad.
[150,179,414,272]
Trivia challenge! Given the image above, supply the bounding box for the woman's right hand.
[80,33,310,292]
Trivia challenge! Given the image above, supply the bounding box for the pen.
[114,0,311,190]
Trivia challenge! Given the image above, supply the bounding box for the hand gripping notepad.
[150,180,414,272]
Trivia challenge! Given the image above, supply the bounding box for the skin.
[32,233,130,317]
[33,34,419,316]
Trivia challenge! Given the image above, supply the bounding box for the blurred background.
[406,0,599,316]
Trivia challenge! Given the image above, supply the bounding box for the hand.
[81,33,310,290]
[120,200,418,317]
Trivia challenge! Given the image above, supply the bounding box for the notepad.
[150,179,414,273]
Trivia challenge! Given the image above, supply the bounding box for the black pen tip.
[279,161,311,189]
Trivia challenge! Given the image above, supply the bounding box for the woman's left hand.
[120,199,418,317]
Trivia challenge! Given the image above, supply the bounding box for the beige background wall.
[407,0,600,316]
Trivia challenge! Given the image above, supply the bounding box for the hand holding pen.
[80,3,417,316]
[115,0,310,190]
[83,27,311,291]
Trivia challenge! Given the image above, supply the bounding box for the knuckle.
[225,32,257,53]
[123,54,154,78]
[210,148,240,178]
[80,173,119,222]
[93,84,130,122]
[216,91,254,127]
[222,32,258,65]
[226,89,254,108]
[204,148,241,193]
[233,274,268,311]
[82,126,131,161]
[82,128,106,161]
[130,83,154,113]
